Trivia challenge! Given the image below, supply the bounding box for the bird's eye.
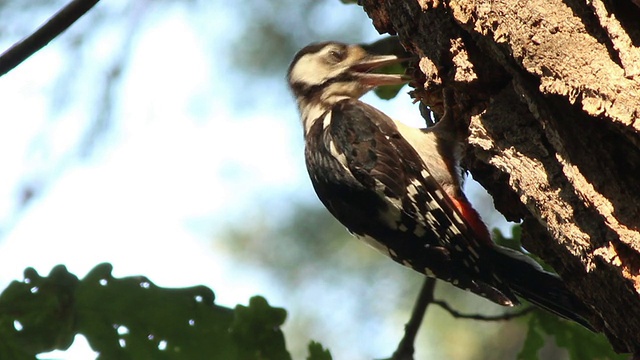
[328,48,345,62]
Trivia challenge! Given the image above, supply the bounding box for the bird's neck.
[298,95,353,135]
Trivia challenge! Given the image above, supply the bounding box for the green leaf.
[518,316,545,360]
[360,37,413,101]
[307,341,332,360]
[373,84,405,100]
[519,311,622,360]
[0,263,313,359]
[230,296,291,360]
[536,311,624,360]
[372,63,407,100]
[0,265,78,358]
[75,263,237,359]
[360,37,410,59]
[492,225,522,249]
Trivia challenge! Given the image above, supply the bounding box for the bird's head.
[287,41,410,112]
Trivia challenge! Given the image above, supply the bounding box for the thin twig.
[387,279,533,360]
[0,0,100,77]
[432,300,534,321]
[391,277,437,360]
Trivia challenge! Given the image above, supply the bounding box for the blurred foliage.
[0,259,616,359]
[372,63,407,100]
[226,0,369,77]
[307,341,332,360]
[221,201,620,359]
[221,201,420,291]
[0,0,144,223]
[492,224,522,250]
[0,0,374,224]
[360,36,414,100]
[493,224,556,273]
[221,203,431,358]
[519,311,624,360]
[231,296,291,360]
[494,226,620,359]
[0,263,329,359]
[360,36,410,57]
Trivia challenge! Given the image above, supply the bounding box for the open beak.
[349,54,412,87]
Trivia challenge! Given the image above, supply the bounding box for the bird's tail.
[491,246,596,331]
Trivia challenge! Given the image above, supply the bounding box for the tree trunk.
[361,0,640,353]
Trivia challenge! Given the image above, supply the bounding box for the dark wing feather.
[323,99,517,305]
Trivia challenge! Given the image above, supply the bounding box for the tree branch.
[391,277,436,360]
[0,0,100,77]
[389,278,532,360]
[432,300,533,321]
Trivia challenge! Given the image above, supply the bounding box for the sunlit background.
[0,1,553,359]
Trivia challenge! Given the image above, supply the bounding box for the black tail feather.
[491,246,596,331]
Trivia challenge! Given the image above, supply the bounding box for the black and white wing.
[304,98,517,306]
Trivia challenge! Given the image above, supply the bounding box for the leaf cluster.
[0,263,331,360]
[519,311,624,360]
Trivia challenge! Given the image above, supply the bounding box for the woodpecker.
[287,41,594,330]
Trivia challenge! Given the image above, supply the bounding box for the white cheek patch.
[290,54,330,86]
[290,52,350,90]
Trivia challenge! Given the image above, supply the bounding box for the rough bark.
[361,0,640,353]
